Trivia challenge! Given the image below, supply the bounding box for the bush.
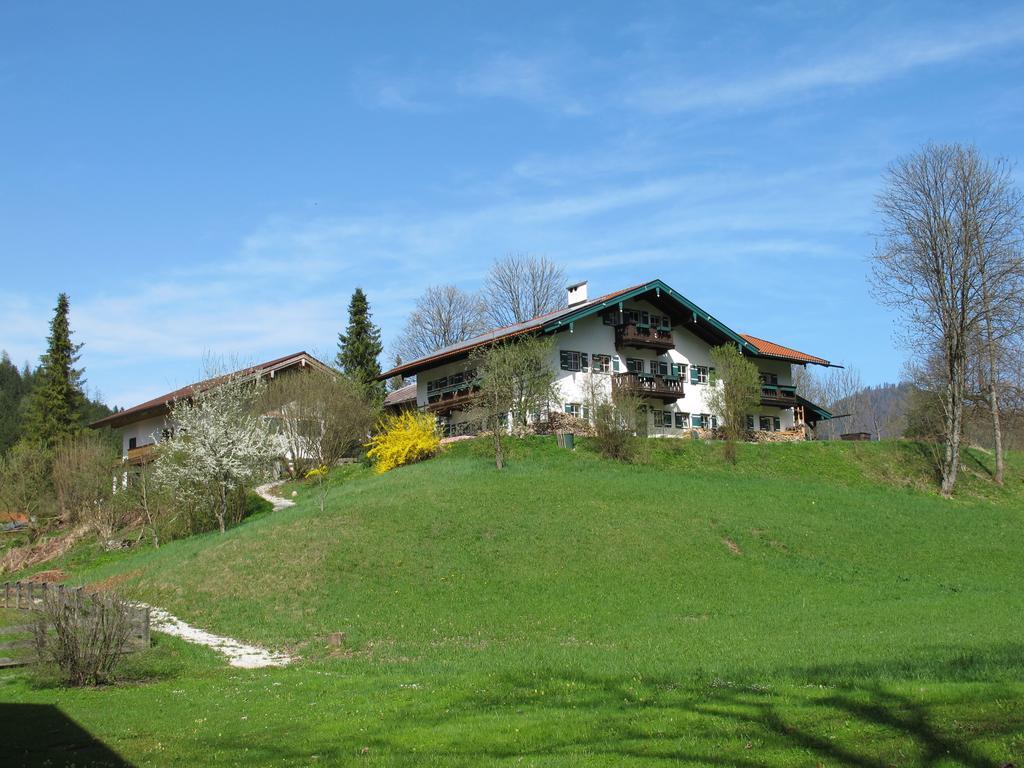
[33,590,136,686]
[366,411,441,473]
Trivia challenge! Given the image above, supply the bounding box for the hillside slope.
[4,438,1024,766]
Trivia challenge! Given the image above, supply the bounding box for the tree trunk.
[980,283,1005,486]
[493,426,504,470]
[940,372,963,498]
[217,484,228,534]
[988,378,1004,485]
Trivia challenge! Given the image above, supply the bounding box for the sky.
[1,1,1023,408]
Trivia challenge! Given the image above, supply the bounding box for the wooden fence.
[0,581,150,668]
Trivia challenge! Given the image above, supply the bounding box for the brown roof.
[89,351,331,430]
[383,382,417,407]
[740,334,831,366]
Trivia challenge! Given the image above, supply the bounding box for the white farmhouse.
[89,351,331,462]
[379,279,834,437]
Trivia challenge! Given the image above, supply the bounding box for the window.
[759,416,773,432]
[711,415,719,430]
[675,412,688,428]
[760,372,779,386]
[626,357,645,374]
[690,365,709,385]
[653,359,669,377]
[128,437,137,450]
[565,403,581,418]
[745,414,755,430]
[774,416,781,432]
[591,354,611,373]
[691,413,704,429]
[560,350,587,372]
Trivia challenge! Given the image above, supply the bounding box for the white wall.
[120,415,168,457]
[421,297,803,435]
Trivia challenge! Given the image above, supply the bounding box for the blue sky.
[2,1,1022,408]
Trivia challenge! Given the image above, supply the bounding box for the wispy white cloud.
[455,51,590,115]
[624,10,1024,113]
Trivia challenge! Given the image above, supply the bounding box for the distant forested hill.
[0,350,115,453]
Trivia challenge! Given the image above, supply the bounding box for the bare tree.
[394,285,487,362]
[260,370,377,479]
[794,364,863,440]
[470,337,560,469]
[483,253,567,327]
[0,441,54,540]
[872,144,1002,496]
[958,151,1023,485]
[52,432,121,546]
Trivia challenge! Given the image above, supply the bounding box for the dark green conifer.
[25,293,85,446]
[336,288,384,398]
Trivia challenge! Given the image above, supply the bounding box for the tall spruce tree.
[25,293,86,447]
[336,288,384,398]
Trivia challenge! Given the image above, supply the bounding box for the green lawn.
[2,438,1023,766]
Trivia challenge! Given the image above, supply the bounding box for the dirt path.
[147,606,292,669]
[254,480,295,512]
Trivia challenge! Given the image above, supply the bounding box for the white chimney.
[566,280,588,307]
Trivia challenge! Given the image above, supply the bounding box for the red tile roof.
[740,334,831,366]
[89,351,330,429]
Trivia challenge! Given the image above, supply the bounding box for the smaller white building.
[89,352,331,462]
[380,279,834,437]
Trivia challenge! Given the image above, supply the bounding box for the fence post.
[16,581,21,610]
[2,582,8,609]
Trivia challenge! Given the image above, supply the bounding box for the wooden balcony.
[615,322,675,351]
[612,372,684,403]
[126,443,157,465]
[760,384,797,408]
[425,386,479,416]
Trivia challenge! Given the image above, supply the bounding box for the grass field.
[2,438,1023,766]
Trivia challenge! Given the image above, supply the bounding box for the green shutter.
[690,366,699,385]
[613,357,620,372]
[560,351,570,370]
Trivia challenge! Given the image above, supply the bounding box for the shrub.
[366,411,441,473]
[33,590,136,686]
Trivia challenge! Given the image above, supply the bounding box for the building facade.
[380,279,833,437]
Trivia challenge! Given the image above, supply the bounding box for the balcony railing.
[615,322,675,351]
[612,372,684,403]
[759,384,797,407]
[126,443,157,464]
[425,383,480,415]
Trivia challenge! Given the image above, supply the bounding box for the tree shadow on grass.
[198,656,1023,766]
[0,703,132,767]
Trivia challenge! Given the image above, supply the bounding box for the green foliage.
[707,343,762,459]
[335,287,384,399]
[23,294,86,448]
[365,410,441,473]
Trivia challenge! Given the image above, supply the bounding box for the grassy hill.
[2,438,1023,766]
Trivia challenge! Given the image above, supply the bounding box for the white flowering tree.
[153,373,284,534]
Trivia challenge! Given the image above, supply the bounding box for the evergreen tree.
[336,288,384,397]
[25,293,86,447]
[0,351,27,453]
[388,354,406,392]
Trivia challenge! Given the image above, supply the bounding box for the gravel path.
[254,480,296,511]
[148,606,292,669]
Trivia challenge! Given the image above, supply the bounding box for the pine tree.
[336,288,384,398]
[388,354,406,392]
[25,293,86,447]
[0,351,26,453]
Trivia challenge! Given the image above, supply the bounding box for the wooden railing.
[1,581,150,667]
[425,385,480,415]
[615,323,675,351]
[760,384,798,406]
[612,372,685,403]
[126,443,157,464]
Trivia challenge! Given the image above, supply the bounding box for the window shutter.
[582,405,590,420]
[671,363,679,377]
[690,367,699,385]
[613,357,620,372]
[773,417,781,431]
[564,404,572,414]
[581,352,589,371]
[560,351,570,370]
[709,367,717,384]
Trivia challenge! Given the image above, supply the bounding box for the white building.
[379,279,834,437]
[89,351,331,462]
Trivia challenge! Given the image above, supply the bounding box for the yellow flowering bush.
[365,411,441,474]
